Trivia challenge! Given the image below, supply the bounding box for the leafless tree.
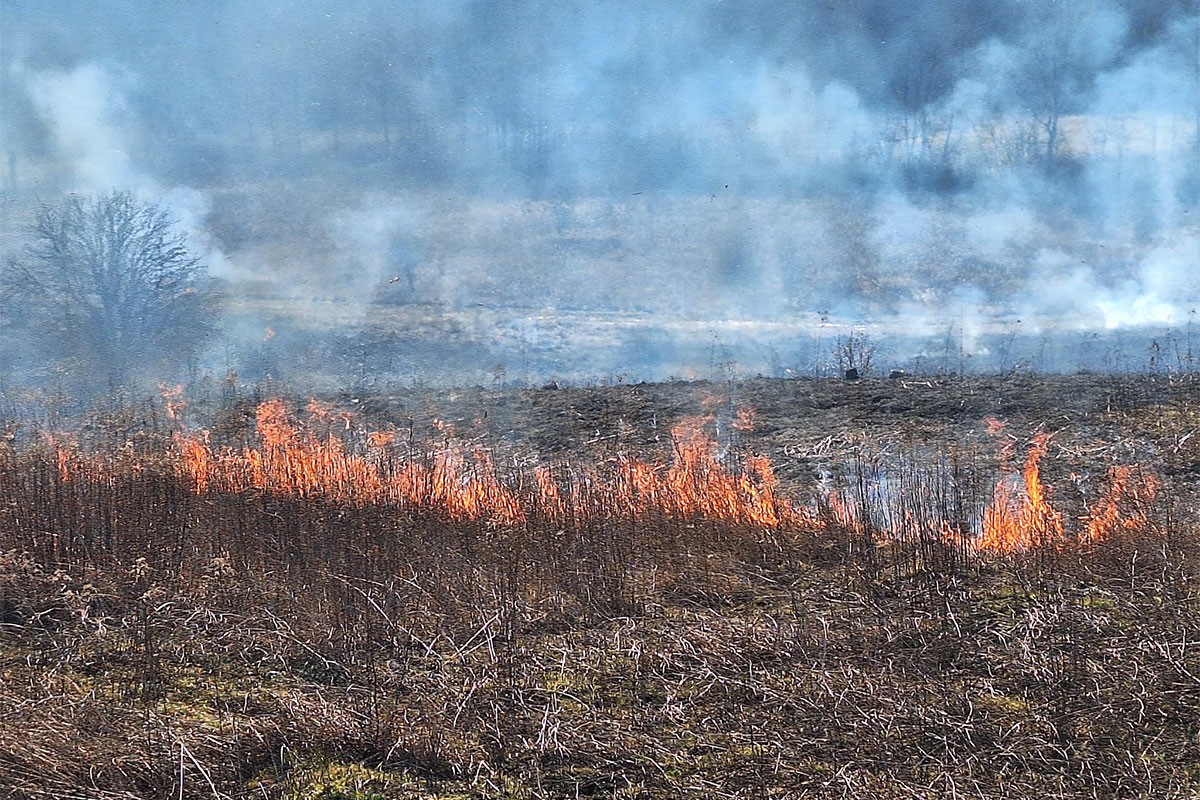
[834,329,876,377]
[2,191,213,386]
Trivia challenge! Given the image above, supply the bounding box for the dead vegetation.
[1,374,1199,799]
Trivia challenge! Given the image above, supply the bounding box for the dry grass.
[1,377,1199,799]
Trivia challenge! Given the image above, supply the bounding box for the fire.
[255,398,297,449]
[169,402,1164,547]
[167,399,798,530]
[732,406,757,432]
[175,430,213,493]
[1083,465,1161,543]
[306,398,353,430]
[43,432,78,482]
[24,396,1164,556]
[977,434,1065,552]
[366,429,396,449]
[971,434,1162,553]
[171,400,528,525]
[626,413,794,527]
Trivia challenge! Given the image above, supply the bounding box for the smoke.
[746,66,877,171]
[329,195,428,307]
[1,1,1198,384]
[27,64,138,191]
[849,0,1199,348]
[24,62,234,277]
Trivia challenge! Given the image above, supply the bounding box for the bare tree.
[1,191,213,386]
[834,329,876,378]
[1018,0,1102,173]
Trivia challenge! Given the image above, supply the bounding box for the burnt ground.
[3,372,1200,799]
[340,371,1200,491]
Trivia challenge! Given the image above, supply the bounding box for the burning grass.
[1,378,1199,798]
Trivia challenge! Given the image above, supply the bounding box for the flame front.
[34,399,1162,552]
[1083,465,1161,543]
[167,400,798,530]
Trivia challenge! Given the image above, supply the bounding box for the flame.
[603,414,796,527]
[175,430,213,493]
[43,432,78,483]
[306,398,353,430]
[984,416,1007,437]
[977,434,1064,552]
[823,488,856,530]
[732,406,757,432]
[255,398,297,449]
[25,398,1166,556]
[972,436,1160,553]
[1083,466,1161,542]
[172,400,528,524]
[366,429,396,449]
[167,399,801,530]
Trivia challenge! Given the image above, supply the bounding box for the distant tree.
[1017,0,1113,174]
[1023,22,1072,169]
[834,329,876,378]
[1,191,213,387]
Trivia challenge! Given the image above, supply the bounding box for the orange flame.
[977,434,1064,552]
[366,429,397,449]
[172,400,527,524]
[43,432,78,483]
[732,406,757,432]
[175,430,213,493]
[168,399,800,530]
[1083,466,1161,542]
[47,398,1165,555]
[255,398,297,449]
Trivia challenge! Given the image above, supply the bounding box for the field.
[2,373,1200,799]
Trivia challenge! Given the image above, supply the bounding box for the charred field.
[2,372,1200,799]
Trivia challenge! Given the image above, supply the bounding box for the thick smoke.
[1,0,1197,386]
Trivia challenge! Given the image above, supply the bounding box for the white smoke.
[28,64,143,191]
[329,195,430,305]
[748,66,876,165]
[26,63,234,276]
